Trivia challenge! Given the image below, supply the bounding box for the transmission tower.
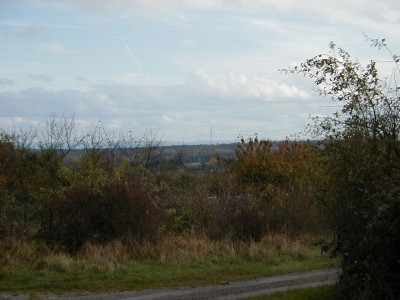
[210,126,213,146]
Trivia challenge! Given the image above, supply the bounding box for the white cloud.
[2,0,397,141]
[0,68,319,141]
[27,74,52,82]
[162,114,175,124]
[0,78,16,85]
[181,39,198,46]
[174,58,185,65]
[42,0,400,29]
[241,17,283,33]
[186,68,310,101]
[4,22,50,40]
[75,75,88,81]
[42,43,64,52]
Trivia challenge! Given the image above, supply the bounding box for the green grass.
[246,284,337,300]
[0,235,338,297]
[0,259,335,295]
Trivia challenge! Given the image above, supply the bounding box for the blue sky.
[1,0,399,143]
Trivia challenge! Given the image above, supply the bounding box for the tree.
[285,37,400,299]
[0,130,41,238]
[0,116,170,251]
[37,113,84,159]
[229,135,274,196]
[225,136,324,238]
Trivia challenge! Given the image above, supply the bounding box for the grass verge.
[0,234,338,297]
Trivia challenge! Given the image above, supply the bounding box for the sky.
[1,0,399,144]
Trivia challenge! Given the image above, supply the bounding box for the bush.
[289,38,400,299]
[50,179,161,253]
[336,188,400,299]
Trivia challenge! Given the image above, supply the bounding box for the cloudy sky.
[1,0,399,143]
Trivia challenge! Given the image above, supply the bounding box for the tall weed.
[1,234,323,272]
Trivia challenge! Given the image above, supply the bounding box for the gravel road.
[1,268,339,300]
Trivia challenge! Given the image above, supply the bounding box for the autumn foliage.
[0,118,328,256]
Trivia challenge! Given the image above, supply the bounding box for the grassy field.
[0,234,338,297]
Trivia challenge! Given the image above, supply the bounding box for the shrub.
[289,38,400,299]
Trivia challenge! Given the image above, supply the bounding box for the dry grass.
[102,233,316,266]
[1,233,324,272]
[1,238,52,268]
[0,233,335,295]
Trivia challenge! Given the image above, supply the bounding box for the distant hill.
[165,139,239,146]
[63,139,318,166]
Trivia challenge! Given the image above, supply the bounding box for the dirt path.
[1,269,339,300]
